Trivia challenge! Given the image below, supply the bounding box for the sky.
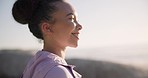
[0,0,148,68]
[0,0,148,50]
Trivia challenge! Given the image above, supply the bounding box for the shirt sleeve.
[44,65,73,78]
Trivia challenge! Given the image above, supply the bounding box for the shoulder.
[44,65,73,78]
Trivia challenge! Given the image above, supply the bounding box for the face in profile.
[48,1,82,48]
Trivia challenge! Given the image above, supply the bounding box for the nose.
[76,23,82,30]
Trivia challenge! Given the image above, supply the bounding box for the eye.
[68,15,75,22]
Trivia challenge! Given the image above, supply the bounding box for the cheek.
[56,24,73,39]
[62,22,76,41]
[53,21,76,39]
[62,21,76,33]
[68,21,76,28]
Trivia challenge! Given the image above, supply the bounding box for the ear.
[40,22,52,34]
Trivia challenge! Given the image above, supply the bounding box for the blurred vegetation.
[0,50,148,78]
[67,59,148,78]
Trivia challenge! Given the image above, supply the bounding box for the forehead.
[53,1,77,16]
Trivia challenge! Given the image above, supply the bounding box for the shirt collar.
[39,51,69,66]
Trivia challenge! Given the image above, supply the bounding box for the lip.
[71,32,79,40]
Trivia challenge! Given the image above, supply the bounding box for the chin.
[69,44,78,48]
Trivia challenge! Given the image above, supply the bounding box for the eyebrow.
[66,13,74,17]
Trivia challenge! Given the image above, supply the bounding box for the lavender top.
[22,51,82,78]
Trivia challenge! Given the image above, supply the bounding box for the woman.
[12,0,82,78]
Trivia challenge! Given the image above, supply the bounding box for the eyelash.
[69,17,74,20]
[69,16,76,22]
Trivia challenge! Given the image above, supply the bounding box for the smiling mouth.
[72,33,79,39]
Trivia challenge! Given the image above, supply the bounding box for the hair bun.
[12,0,33,24]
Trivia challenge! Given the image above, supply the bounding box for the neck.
[43,41,66,59]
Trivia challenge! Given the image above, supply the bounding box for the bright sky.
[0,0,148,50]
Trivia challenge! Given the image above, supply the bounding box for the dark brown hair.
[12,0,64,39]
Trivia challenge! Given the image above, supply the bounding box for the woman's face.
[50,1,82,48]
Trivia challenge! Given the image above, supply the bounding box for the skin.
[40,1,82,59]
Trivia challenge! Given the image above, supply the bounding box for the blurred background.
[0,0,148,78]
